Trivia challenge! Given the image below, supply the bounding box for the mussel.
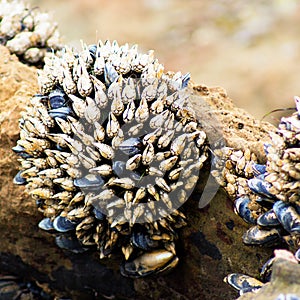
[120,249,178,278]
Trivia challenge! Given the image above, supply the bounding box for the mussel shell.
[273,201,300,234]
[131,230,160,251]
[252,163,267,177]
[88,44,97,58]
[224,273,263,292]
[55,234,87,253]
[295,248,300,262]
[74,174,105,189]
[120,250,178,278]
[247,178,274,198]
[93,208,106,220]
[112,161,126,177]
[263,143,272,155]
[118,138,142,156]
[12,145,25,153]
[53,216,77,233]
[242,225,281,246]
[13,170,27,185]
[255,196,276,210]
[49,89,67,109]
[104,62,119,85]
[181,73,190,88]
[257,209,280,227]
[234,196,257,225]
[259,257,275,282]
[49,107,73,120]
[38,217,54,231]
[12,145,33,158]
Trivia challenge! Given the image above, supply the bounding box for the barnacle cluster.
[0,0,62,65]
[212,147,258,199]
[265,97,300,204]
[13,39,209,277]
[213,97,300,250]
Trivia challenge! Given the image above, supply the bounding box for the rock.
[191,84,276,163]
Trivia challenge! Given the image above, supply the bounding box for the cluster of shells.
[213,97,300,250]
[213,98,300,295]
[0,0,62,65]
[13,39,209,277]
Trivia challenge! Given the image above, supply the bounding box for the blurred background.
[31,0,300,121]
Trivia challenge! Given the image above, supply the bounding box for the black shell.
[38,218,54,231]
[74,174,105,189]
[13,170,27,185]
[234,196,257,225]
[251,163,267,177]
[242,225,281,246]
[49,89,68,109]
[119,138,143,156]
[257,209,280,227]
[247,178,274,198]
[53,216,77,233]
[224,273,263,292]
[273,201,300,234]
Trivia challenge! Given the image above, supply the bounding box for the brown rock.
[191,84,276,163]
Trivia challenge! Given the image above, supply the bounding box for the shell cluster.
[213,98,300,250]
[212,147,258,199]
[0,0,62,65]
[265,97,300,205]
[13,39,209,277]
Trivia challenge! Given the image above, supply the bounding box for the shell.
[120,250,178,278]
[242,225,281,246]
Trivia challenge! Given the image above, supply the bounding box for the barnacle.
[13,39,209,277]
[0,0,62,66]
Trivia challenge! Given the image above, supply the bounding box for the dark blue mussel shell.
[234,196,257,225]
[53,216,77,233]
[13,170,27,185]
[257,209,280,227]
[273,201,300,234]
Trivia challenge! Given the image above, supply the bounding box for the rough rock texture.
[0,45,278,299]
[191,84,276,163]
